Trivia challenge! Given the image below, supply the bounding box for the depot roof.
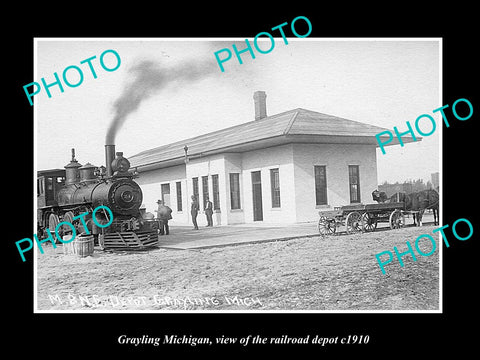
[129,108,416,171]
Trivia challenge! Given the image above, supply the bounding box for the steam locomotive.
[37,144,159,249]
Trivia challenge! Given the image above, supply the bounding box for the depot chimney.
[253,91,267,120]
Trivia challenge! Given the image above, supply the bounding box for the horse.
[373,190,439,226]
[411,189,439,226]
[372,190,412,205]
[389,192,411,207]
[388,192,422,225]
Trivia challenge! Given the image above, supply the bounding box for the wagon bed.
[317,202,406,235]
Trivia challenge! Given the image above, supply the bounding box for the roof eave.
[130,133,406,171]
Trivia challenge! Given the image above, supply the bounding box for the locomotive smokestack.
[105,144,116,177]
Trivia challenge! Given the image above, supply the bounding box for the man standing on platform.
[155,200,172,235]
[191,195,199,230]
[205,196,213,227]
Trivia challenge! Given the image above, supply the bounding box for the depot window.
[230,173,241,210]
[349,165,361,203]
[192,177,199,204]
[314,165,327,205]
[176,181,182,212]
[212,174,220,210]
[270,168,281,208]
[202,176,209,209]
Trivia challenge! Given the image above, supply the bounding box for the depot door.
[251,171,263,221]
[161,183,171,207]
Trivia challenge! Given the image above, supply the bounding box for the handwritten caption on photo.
[48,293,262,309]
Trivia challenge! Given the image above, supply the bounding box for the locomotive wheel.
[63,211,75,232]
[346,211,363,234]
[361,212,377,232]
[48,213,60,243]
[318,216,336,236]
[48,213,60,232]
[389,209,405,229]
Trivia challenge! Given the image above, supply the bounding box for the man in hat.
[204,196,213,227]
[191,195,199,230]
[155,200,172,235]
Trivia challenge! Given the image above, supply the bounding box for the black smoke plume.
[106,58,217,145]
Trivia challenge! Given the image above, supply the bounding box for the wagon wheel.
[345,211,363,234]
[389,209,405,229]
[362,212,377,232]
[48,213,61,243]
[318,216,336,236]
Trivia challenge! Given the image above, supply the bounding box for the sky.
[35,38,440,184]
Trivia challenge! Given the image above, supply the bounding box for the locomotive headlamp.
[117,158,130,172]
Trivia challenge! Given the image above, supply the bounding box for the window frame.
[229,173,241,210]
[202,175,209,209]
[176,181,183,212]
[314,165,328,206]
[212,174,220,210]
[192,177,199,204]
[348,165,361,203]
[270,168,281,208]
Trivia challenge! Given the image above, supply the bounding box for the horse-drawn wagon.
[317,202,406,236]
[317,189,439,236]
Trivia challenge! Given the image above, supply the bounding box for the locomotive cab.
[37,169,66,208]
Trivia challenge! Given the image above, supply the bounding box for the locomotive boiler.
[37,145,159,249]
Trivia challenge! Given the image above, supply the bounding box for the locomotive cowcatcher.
[37,145,159,249]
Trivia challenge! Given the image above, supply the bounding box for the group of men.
[155,195,214,235]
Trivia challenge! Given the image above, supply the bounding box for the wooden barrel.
[74,234,94,257]
[62,234,94,257]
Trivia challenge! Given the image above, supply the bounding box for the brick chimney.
[253,91,267,120]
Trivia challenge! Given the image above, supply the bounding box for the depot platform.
[157,213,436,250]
[157,222,320,250]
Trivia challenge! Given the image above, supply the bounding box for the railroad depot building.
[129,91,413,226]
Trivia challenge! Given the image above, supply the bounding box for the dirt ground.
[36,225,440,311]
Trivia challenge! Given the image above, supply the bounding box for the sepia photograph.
[33,38,441,312]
